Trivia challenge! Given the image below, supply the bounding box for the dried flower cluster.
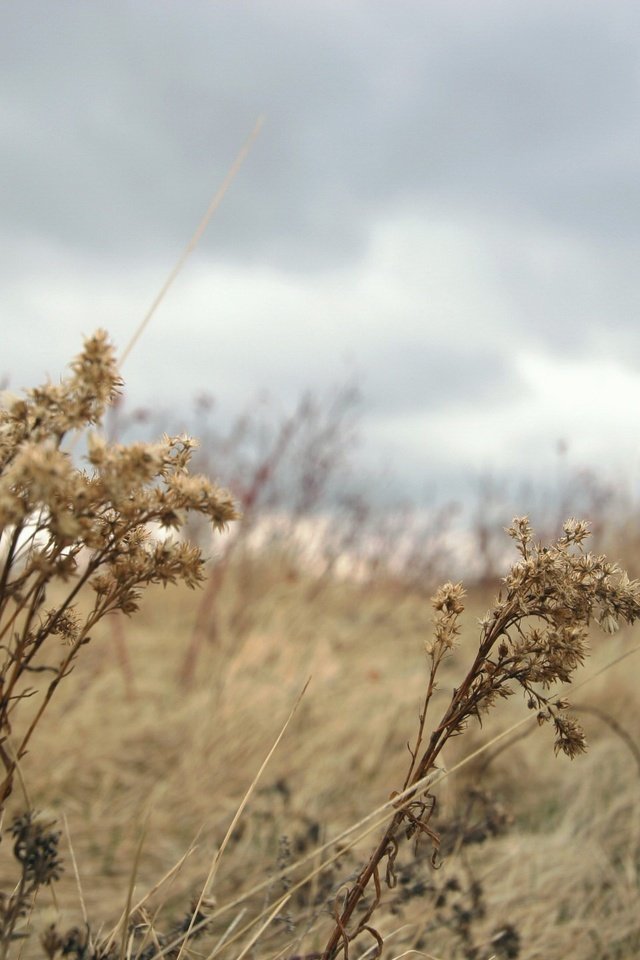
[39,897,215,960]
[0,330,237,811]
[321,517,640,959]
[0,812,63,960]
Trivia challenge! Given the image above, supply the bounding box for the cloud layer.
[2,1,640,501]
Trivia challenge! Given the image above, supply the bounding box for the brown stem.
[321,600,521,959]
[321,813,404,960]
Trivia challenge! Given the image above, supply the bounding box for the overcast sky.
[2,1,640,504]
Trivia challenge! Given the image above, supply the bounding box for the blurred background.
[2,0,640,511]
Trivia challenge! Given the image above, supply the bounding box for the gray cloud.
[2,0,640,271]
[359,341,521,417]
[3,0,640,499]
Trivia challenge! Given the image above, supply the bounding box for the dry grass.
[1,336,640,960]
[2,557,638,960]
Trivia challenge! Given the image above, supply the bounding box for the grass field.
[2,548,638,960]
[1,334,639,960]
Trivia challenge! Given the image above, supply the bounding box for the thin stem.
[0,523,24,620]
[321,599,524,959]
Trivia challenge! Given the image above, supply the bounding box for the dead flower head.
[422,517,640,760]
[0,330,238,813]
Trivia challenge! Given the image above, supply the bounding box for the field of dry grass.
[4,541,639,960]
[2,334,640,960]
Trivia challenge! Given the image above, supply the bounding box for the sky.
[2,1,640,505]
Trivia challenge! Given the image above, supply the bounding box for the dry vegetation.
[1,334,639,960]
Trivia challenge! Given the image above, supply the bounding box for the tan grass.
[0,559,636,959]
[2,340,640,960]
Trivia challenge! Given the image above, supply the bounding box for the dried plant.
[319,516,640,959]
[0,330,237,813]
[0,811,63,960]
[178,384,360,683]
[38,897,216,960]
[2,332,639,960]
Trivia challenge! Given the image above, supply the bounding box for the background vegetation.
[1,335,639,960]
